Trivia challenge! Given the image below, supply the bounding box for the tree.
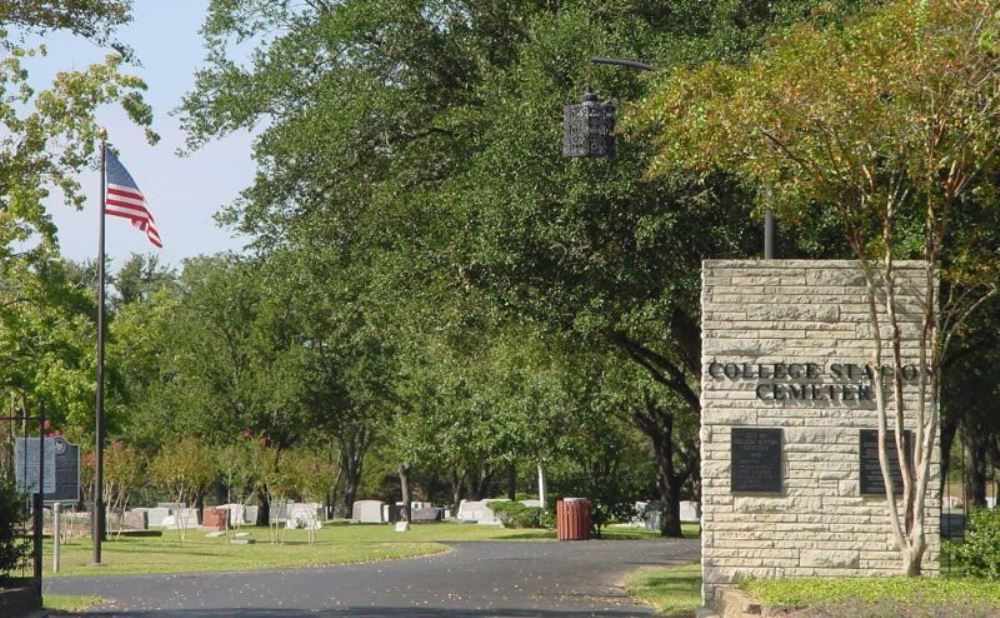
[104,440,145,537]
[180,0,883,537]
[150,437,215,540]
[111,253,177,311]
[637,0,1000,574]
[0,0,156,506]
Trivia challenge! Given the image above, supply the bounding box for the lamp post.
[562,56,776,257]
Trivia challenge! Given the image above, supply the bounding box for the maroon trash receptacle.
[556,498,591,541]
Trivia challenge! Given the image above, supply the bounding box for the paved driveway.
[45,539,699,617]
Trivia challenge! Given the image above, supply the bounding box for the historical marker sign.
[13,437,80,502]
[45,437,81,504]
[15,437,56,494]
[859,429,912,495]
[731,427,783,493]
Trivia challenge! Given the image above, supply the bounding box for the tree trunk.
[342,466,361,515]
[653,439,684,538]
[256,488,270,526]
[963,426,989,508]
[939,410,960,496]
[399,463,412,523]
[537,463,547,510]
[449,467,463,514]
[507,462,517,501]
[465,466,492,500]
[632,400,684,538]
[337,424,371,514]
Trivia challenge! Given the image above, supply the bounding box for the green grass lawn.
[624,559,1000,617]
[44,594,104,613]
[46,523,546,577]
[624,561,701,617]
[742,575,1000,616]
[45,521,687,577]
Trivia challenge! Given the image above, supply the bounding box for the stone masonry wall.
[700,260,940,603]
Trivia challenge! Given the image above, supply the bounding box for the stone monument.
[700,260,940,603]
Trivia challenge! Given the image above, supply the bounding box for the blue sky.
[38,0,256,269]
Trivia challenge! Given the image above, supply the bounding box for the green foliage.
[949,508,1000,580]
[0,0,155,451]
[488,501,548,529]
[170,0,885,532]
[0,477,28,579]
[1,1,131,43]
[150,437,216,539]
[104,440,146,524]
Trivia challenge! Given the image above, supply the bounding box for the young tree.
[104,440,145,537]
[150,437,215,540]
[637,0,1000,574]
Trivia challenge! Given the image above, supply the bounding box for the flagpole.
[93,138,107,565]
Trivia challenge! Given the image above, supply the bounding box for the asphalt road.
[44,538,700,617]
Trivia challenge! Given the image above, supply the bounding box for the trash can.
[556,498,591,540]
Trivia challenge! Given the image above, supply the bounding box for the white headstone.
[679,501,701,523]
[457,499,505,524]
[456,499,484,522]
[147,507,171,527]
[176,508,199,528]
[394,521,410,532]
[219,503,245,526]
[479,499,507,525]
[244,505,258,524]
[353,500,385,523]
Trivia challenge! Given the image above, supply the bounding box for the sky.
[36,0,256,269]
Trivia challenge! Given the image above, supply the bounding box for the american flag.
[105,149,162,248]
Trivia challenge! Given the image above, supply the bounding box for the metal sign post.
[8,403,46,591]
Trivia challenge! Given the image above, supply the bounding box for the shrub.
[489,501,547,529]
[0,478,29,581]
[949,507,1000,579]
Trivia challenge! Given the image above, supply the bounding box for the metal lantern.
[562,91,616,158]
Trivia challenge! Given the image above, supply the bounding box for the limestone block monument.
[700,260,940,603]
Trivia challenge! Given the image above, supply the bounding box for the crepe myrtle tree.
[150,437,215,541]
[635,0,1000,575]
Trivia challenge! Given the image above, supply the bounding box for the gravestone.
[218,503,246,526]
[679,501,700,523]
[700,260,940,604]
[412,507,443,522]
[270,500,289,524]
[244,505,258,524]
[457,499,489,523]
[456,499,506,524]
[382,503,401,523]
[123,509,148,530]
[147,507,171,527]
[202,507,228,530]
[353,500,385,523]
[169,508,199,529]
